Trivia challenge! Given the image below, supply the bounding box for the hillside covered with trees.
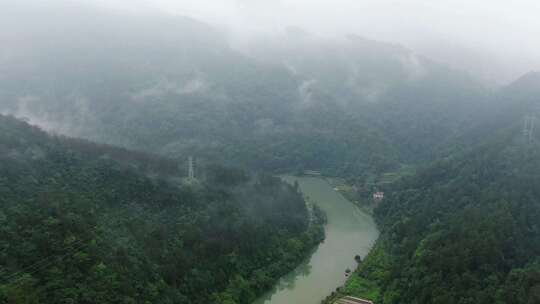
[0,115,325,304]
[331,86,540,303]
[2,3,540,304]
[0,3,489,179]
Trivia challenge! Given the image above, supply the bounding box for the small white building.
[373,191,384,202]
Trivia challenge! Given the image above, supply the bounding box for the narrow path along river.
[254,176,379,304]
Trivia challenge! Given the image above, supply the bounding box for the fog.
[2,0,539,85]
[74,0,540,85]
[2,2,540,304]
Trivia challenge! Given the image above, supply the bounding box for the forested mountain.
[246,31,489,163]
[0,3,489,178]
[335,88,540,303]
[0,114,324,304]
[437,72,540,157]
[3,3,540,304]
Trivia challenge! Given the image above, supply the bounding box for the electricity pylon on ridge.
[188,156,195,182]
[524,114,536,144]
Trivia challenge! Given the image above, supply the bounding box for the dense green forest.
[0,4,489,178]
[0,115,325,304]
[2,4,540,304]
[328,85,540,303]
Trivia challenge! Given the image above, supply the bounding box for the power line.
[0,205,170,286]
[1,239,91,285]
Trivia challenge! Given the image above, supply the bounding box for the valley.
[254,176,378,304]
[1,2,540,303]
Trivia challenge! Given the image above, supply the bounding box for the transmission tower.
[523,115,536,144]
[188,156,195,181]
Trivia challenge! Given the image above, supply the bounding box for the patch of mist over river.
[254,176,379,304]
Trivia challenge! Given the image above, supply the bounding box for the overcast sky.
[17,0,540,84]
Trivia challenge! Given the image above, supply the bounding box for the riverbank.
[254,176,379,304]
[322,240,391,304]
[324,176,376,216]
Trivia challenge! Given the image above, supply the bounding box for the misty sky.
[9,0,540,84]
[81,0,540,84]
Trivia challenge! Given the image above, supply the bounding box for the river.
[253,176,379,304]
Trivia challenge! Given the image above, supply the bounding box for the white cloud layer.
[18,0,540,83]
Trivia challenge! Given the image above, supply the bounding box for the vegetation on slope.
[2,5,540,304]
[0,115,325,304]
[0,3,489,179]
[332,122,540,304]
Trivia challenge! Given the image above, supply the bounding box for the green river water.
[253,176,379,304]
